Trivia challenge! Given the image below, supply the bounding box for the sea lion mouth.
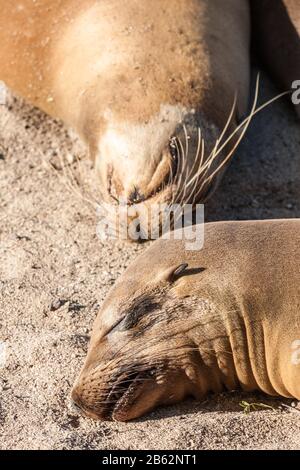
[99,178,176,241]
[100,367,156,421]
[108,180,174,207]
[109,371,143,421]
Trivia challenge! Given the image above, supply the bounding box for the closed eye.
[105,298,160,335]
[119,299,160,331]
[104,315,126,336]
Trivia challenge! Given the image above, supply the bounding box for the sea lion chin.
[72,220,300,421]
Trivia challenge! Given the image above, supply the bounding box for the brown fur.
[72,219,300,421]
[0,0,250,132]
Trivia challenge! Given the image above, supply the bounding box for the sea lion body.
[0,0,250,230]
[72,219,300,421]
[252,0,300,117]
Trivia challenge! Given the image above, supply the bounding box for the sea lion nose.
[107,170,145,204]
[70,389,85,415]
[128,186,145,205]
[70,399,83,415]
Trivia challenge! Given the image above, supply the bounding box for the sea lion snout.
[95,110,183,208]
[95,109,219,239]
[71,359,167,421]
[128,187,146,205]
[72,358,192,422]
[101,148,175,206]
[70,391,85,416]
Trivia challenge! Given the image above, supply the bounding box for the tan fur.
[252,0,300,117]
[0,1,250,230]
[72,219,300,421]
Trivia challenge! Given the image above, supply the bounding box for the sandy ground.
[1,70,300,450]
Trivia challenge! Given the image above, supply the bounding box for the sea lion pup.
[71,219,300,421]
[251,0,300,117]
[0,0,250,234]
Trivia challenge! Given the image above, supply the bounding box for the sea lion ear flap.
[158,263,189,283]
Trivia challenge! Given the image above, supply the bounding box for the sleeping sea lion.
[0,0,250,234]
[71,219,300,421]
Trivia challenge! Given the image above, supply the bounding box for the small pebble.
[50,298,66,311]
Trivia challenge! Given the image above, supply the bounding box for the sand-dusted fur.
[252,0,300,117]
[72,220,300,421]
[0,0,250,233]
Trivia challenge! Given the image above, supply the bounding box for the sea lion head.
[71,242,205,421]
[95,107,224,240]
[94,106,223,240]
[52,2,232,240]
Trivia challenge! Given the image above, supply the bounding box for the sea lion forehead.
[125,238,187,274]
[98,238,187,312]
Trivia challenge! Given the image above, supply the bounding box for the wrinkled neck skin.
[172,285,276,400]
[173,295,242,399]
[183,290,296,400]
